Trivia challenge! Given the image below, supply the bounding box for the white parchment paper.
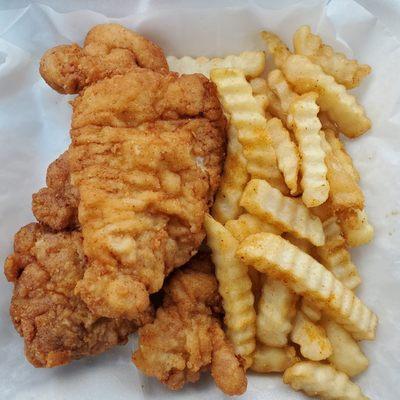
[1,1,400,399]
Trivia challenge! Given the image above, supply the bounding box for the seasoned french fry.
[267,69,298,113]
[266,118,300,195]
[212,126,249,224]
[316,217,361,290]
[240,179,325,246]
[283,233,313,254]
[319,111,339,133]
[320,131,364,213]
[293,25,371,89]
[288,92,329,207]
[325,129,360,182]
[254,94,269,114]
[256,278,297,347]
[301,298,322,322]
[261,31,291,68]
[225,213,281,242]
[311,199,334,222]
[205,214,256,368]
[248,267,263,306]
[283,54,371,137]
[283,361,369,400]
[322,319,369,377]
[251,344,298,373]
[338,208,374,247]
[210,68,287,193]
[291,311,332,361]
[250,78,287,122]
[237,233,378,340]
[166,51,266,78]
[249,77,269,95]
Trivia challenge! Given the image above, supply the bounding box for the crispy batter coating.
[133,255,247,395]
[4,223,153,368]
[68,70,226,320]
[40,24,168,94]
[32,151,79,230]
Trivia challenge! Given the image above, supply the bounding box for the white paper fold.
[1,1,399,399]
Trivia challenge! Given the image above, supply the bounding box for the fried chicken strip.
[133,255,247,395]
[67,70,226,320]
[40,23,168,94]
[4,223,153,368]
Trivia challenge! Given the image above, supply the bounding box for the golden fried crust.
[70,70,226,320]
[132,256,247,395]
[39,24,168,94]
[4,223,153,368]
[32,151,79,230]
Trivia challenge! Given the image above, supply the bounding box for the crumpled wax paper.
[1,0,399,399]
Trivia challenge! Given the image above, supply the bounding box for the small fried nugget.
[283,361,369,400]
[251,344,298,373]
[237,233,378,340]
[293,25,371,89]
[256,278,297,347]
[210,68,287,193]
[261,31,291,68]
[283,54,371,137]
[316,217,361,290]
[205,215,256,368]
[338,208,374,247]
[290,311,332,361]
[167,51,266,78]
[288,92,329,207]
[133,256,247,395]
[266,118,300,195]
[212,126,249,224]
[240,179,325,246]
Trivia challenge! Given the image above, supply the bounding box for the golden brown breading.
[4,223,153,368]
[40,24,168,94]
[132,255,247,395]
[68,70,226,320]
[32,151,79,230]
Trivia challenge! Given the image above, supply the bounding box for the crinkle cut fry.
[212,125,249,224]
[283,361,369,400]
[167,51,265,78]
[210,68,288,193]
[240,179,325,246]
[205,214,256,368]
[293,25,371,89]
[288,92,329,207]
[282,54,371,137]
[237,233,377,340]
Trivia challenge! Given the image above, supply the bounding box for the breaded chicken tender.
[4,223,153,368]
[133,255,247,395]
[32,151,79,230]
[40,24,168,94]
[67,70,226,320]
[39,24,226,321]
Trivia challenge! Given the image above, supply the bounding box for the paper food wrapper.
[0,0,399,399]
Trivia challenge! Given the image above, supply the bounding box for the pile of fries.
[168,25,376,400]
